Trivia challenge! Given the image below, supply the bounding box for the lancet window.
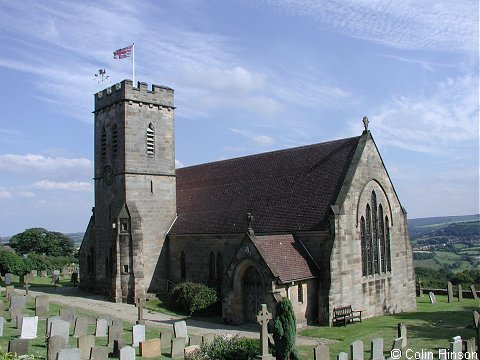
[112,124,118,157]
[146,123,155,157]
[101,127,107,160]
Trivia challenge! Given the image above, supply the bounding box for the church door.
[243,266,264,322]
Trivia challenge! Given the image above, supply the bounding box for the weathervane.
[362,116,369,132]
[94,69,110,85]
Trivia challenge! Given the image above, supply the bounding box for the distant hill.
[408,214,479,239]
[66,232,84,246]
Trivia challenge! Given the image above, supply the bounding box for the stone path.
[24,287,328,346]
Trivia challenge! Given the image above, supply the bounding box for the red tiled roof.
[252,234,318,283]
[170,136,361,235]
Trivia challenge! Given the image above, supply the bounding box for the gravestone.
[132,324,145,347]
[25,272,34,284]
[8,338,29,356]
[46,315,63,335]
[36,294,50,310]
[314,343,330,360]
[428,292,436,304]
[351,340,364,360]
[53,269,60,276]
[74,316,89,337]
[108,324,123,345]
[5,285,14,301]
[371,338,385,360]
[160,329,173,348]
[16,313,27,330]
[136,298,145,325]
[139,338,161,358]
[60,307,76,326]
[0,317,4,337]
[36,305,48,318]
[0,302,4,318]
[47,335,66,360]
[397,323,407,348]
[9,308,22,324]
[185,345,201,358]
[89,346,109,360]
[4,273,13,285]
[10,294,27,310]
[447,282,454,303]
[20,315,38,339]
[189,334,202,346]
[450,337,462,359]
[49,318,71,345]
[41,270,48,277]
[31,270,37,277]
[71,272,78,287]
[457,285,463,301]
[112,339,125,357]
[473,310,479,330]
[465,338,476,357]
[95,318,108,337]
[391,337,403,354]
[119,345,136,360]
[171,337,186,358]
[77,334,95,360]
[112,318,123,329]
[471,285,478,300]
[202,333,215,345]
[256,304,275,360]
[57,348,81,360]
[173,320,189,345]
[337,352,348,360]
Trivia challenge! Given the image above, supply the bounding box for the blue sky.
[0,0,478,236]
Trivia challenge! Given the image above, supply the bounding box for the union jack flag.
[113,45,132,59]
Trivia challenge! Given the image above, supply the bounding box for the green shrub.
[273,298,299,360]
[198,335,259,360]
[0,249,26,276]
[169,282,218,315]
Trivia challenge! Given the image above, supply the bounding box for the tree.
[9,228,75,257]
[0,249,26,275]
[273,298,299,360]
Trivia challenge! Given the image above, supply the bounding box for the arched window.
[371,191,380,274]
[146,123,155,157]
[297,284,304,304]
[385,216,391,272]
[101,127,107,160]
[365,204,373,276]
[112,124,118,157]
[379,205,386,273]
[180,251,186,281]
[216,252,223,281]
[360,216,367,276]
[209,252,215,281]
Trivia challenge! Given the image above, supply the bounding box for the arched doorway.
[243,266,264,322]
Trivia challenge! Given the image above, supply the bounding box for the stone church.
[79,79,416,325]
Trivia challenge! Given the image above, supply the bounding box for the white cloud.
[0,154,91,176]
[32,180,92,192]
[231,129,275,147]
[0,187,35,199]
[175,159,185,168]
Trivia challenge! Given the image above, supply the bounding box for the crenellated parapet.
[95,80,174,112]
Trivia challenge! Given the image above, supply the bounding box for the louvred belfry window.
[146,123,155,157]
[101,127,107,160]
[112,125,118,157]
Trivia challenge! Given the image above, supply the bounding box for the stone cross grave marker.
[24,281,29,295]
[428,292,436,304]
[470,285,478,300]
[173,320,189,345]
[119,345,136,360]
[4,273,13,285]
[136,298,145,325]
[457,285,463,301]
[139,338,161,357]
[371,338,385,360]
[57,347,81,360]
[95,317,108,337]
[77,334,95,360]
[132,324,145,347]
[351,340,364,360]
[447,281,454,303]
[8,338,29,356]
[49,318,70,345]
[314,343,330,360]
[20,315,38,339]
[47,335,66,360]
[256,303,275,360]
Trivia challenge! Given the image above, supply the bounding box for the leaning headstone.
[10,294,27,310]
[49,319,71,345]
[36,294,50,310]
[20,315,38,339]
[314,343,330,360]
[397,323,407,349]
[57,348,81,360]
[77,334,95,360]
[160,329,173,348]
[171,337,186,358]
[337,352,348,360]
[8,338,29,356]
[4,273,13,285]
[202,333,215,345]
[89,346,109,360]
[132,324,145,348]
[371,338,385,360]
[189,334,202,346]
[119,345,136,360]
[470,285,478,299]
[391,337,403,355]
[0,317,4,337]
[457,285,463,301]
[173,320,189,345]
[428,292,436,304]
[47,335,66,360]
[95,317,108,337]
[139,338,161,358]
[447,282,454,303]
[74,316,89,337]
[108,324,123,345]
[473,311,479,330]
[351,340,364,360]
[60,307,76,326]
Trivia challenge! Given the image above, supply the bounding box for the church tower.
[86,80,176,303]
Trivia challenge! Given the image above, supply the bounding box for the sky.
[0,0,478,237]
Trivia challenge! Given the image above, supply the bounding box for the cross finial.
[246,212,254,234]
[362,116,369,132]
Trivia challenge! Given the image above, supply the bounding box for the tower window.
[101,127,107,160]
[146,123,155,157]
[120,219,129,233]
[298,284,304,304]
[112,124,118,157]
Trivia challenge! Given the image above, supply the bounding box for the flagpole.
[132,43,135,85]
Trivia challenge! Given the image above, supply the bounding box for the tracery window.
[360,190,391,276]
[146,123,155,157]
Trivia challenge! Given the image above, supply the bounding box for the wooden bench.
[332,305,362,326]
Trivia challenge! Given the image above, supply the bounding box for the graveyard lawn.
[299,295,479,359]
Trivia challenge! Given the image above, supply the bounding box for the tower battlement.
[95,80,174,112]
